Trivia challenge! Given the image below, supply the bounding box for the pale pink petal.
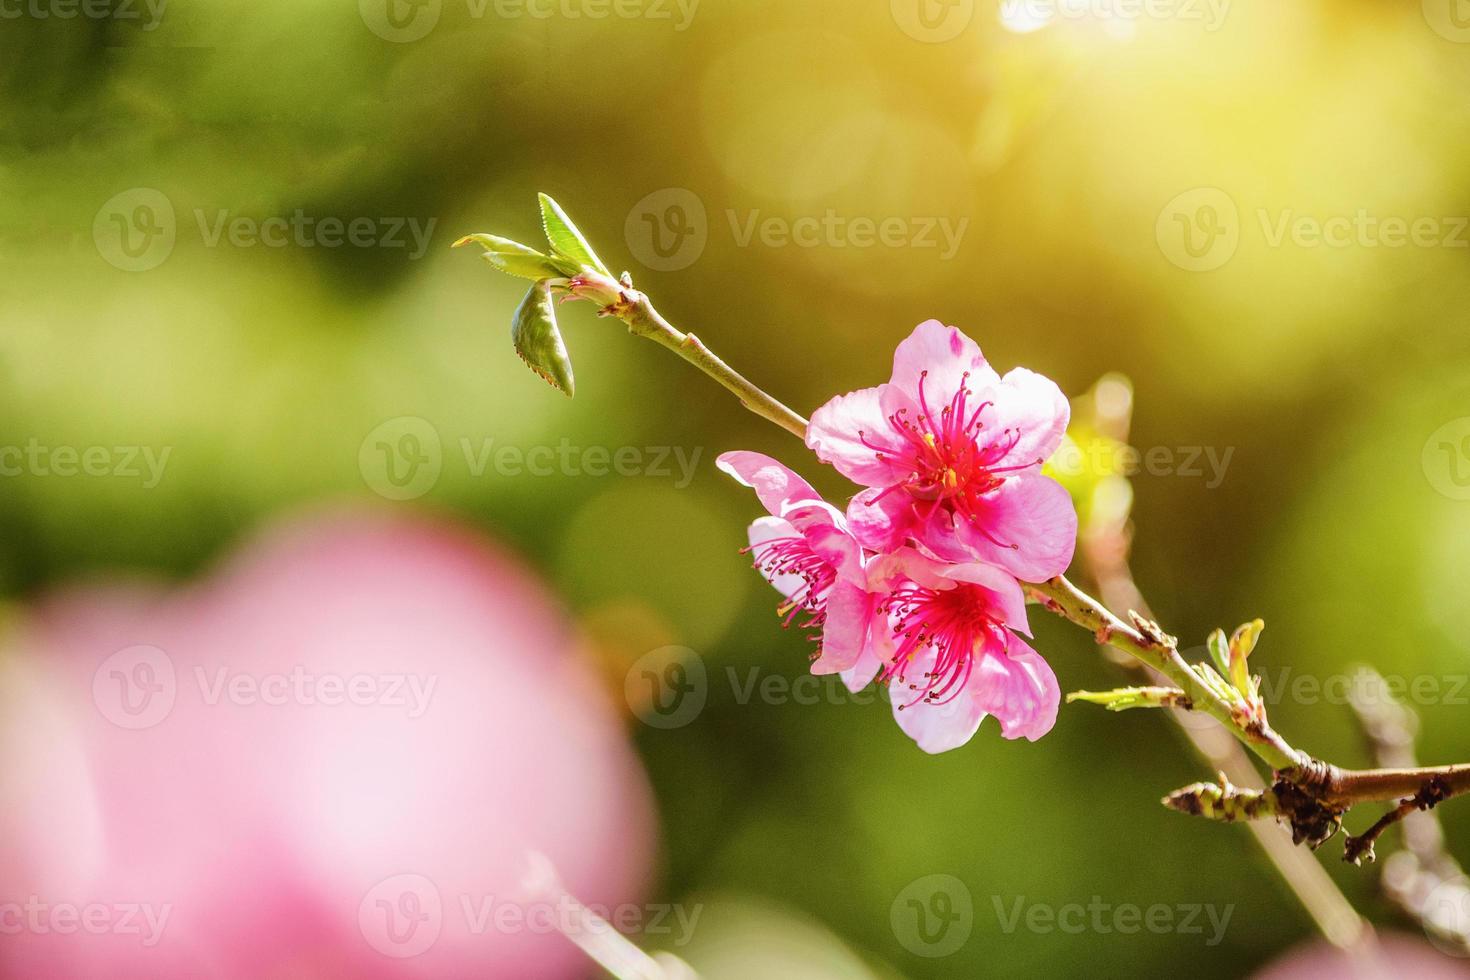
[861,545,946,592]
[953,475,1077,581]
[846,486,919,554]
[971,633,1060,741]
[938,562,1030,635]
[839,610,894,692]
[746,516,809,601]
[716,451,820,516]
[889,645,987,754]
[981,367,1071,469]
[889,320,999,409]
[811,581,870,675]
[806,385,907,486]
[840,643,882,694]
[904,505,969,563]
[855,611,900,691]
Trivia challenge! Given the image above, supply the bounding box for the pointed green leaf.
[1066,686,1190,711]
[1206,628,1231,677]
[537,193,609,275]
[1228,619,1263,697]
[1229,619,1264,661]
[454,233,576,280]
[511,281,574,397]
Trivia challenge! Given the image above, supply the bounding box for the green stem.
[623,296,808,440]
[1023,575,1307,772]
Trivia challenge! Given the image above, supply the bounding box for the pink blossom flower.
[0,509,655,979]
[806,320,1077,581]
[719,452,1060,751]
[716,451,888,685]
[865,548,1060,752]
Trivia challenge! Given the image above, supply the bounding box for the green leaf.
[1228,619,1264,696]
[537,193,609,275]
[453,233,576,280]
[511,281,574,397]
[1066,686,1190,711]
[1206,628,1231,677]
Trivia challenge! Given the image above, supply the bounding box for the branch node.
[1127,611,1176,649]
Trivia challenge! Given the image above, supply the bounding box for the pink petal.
[840,644,882,694]
[954,475,1077,581]
[971,633,1060,741]
[862,546,945,592]
[806,385,908,486]
[840,617,895,693]
[889,645,987,754]
[716,451,821,516]
[811,581,871,675]
[889,320,999,410]
[845,486,919,554]
[982,367,1070,468]
[938,562,1030,636]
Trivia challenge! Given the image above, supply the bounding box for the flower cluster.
[719,321,1077,752]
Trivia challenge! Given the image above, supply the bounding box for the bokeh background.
[4,0,1470,976]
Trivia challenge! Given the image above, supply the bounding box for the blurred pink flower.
[0,508,656,978]
[716,451,886,680]
[805,320,1076,581]
[1250,934,1470,979]
[864,548,1059,752]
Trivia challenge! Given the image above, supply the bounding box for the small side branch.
[1025,576,1306,771]
[1035,574,1470,859]
[1342,778,1453,866]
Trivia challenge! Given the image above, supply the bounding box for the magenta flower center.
[862,371,1038,528]
[882,583,1006,708]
